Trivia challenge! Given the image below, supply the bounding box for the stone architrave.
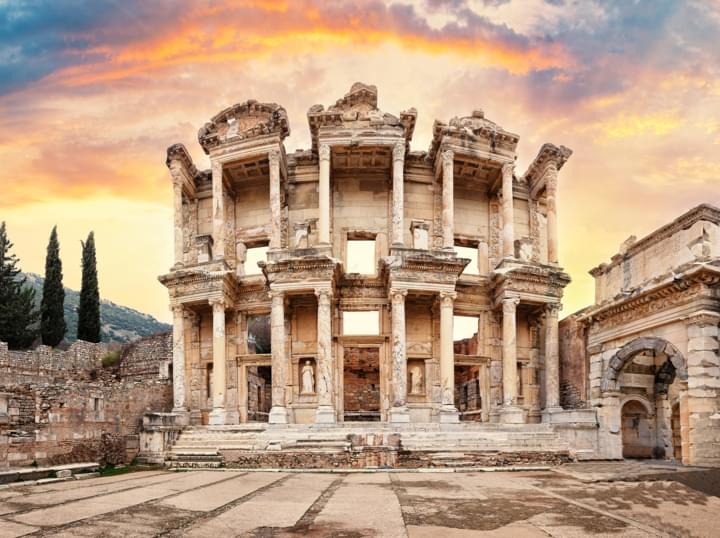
[315,288,336,423]
[441,150,454,250]
[389,289,410,423]
[269,149,282,250]
[543,303,562,414]
[269,291,289,423]
[501,163,515,259]
[211,160,225,260]
[171,305,187,415]
[392,143,405,246]
[208,298,227,425]
[318,144,331,245]
[439,291,459,422]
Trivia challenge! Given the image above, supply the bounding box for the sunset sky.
[1,0,719,323]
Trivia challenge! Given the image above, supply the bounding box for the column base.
[389,406,411,423]
[269,406,289,424]
[171,407,189,426]
[439,405,460,423]
[315,405,337,424]
[499,405,526,424]
[208,408,226,425]
[541,406,564,423]
[224,410,240,425]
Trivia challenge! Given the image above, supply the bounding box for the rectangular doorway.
[343,346,380,422]
[247,365,271,422]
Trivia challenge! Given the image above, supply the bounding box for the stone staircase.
[166,422,571,469]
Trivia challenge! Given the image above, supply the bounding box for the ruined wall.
[0,336,173,468]
[118,332,172,381]
[558,314,588,409]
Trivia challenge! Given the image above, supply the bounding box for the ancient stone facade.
[0,336,172,468]
[160,83,574,427]
[560,204,720,466]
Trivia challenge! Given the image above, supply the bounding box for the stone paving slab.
[0,465,718,537]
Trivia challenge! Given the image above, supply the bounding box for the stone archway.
[601,337,687,393]
[621,398,654,458]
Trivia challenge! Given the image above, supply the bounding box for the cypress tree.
[0,222,38,349]
[40,226,66,346]
[77,231,100,343]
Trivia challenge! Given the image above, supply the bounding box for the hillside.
[22,273,170,344]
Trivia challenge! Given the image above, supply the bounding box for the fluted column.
[439,291,459,422]
[502,297,519,406]
[545,161,559,264]
[269,291,289,423]
[171,305,187,414]
[318,144,331,245]
[441,150,454,250]
[392,143,405,246]
[389,289,410,423]
[172,179,184,267]
[209,298,226,424]
[269,149,281,250]
[501,163,515,259]
[211,160,225,261]
[315,288,336,423]
[544,303,562,412]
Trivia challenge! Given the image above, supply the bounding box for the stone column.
[544,303,562,415]
[209,298,226,425]
[441,149,454,250]
[501,296,524,423]
[478,240,489,274]
[211,160,225,261]
[545,161,559,264]
[315,288,336,423]
[172,179,184,268]
[501,163,515,259]
[318,144,331,245]
[171,305,188,418]
[389,289,410,423]
[269,291,289,423]
[269,149,281,250]
[439,291,459,422]
[392,143,405,246]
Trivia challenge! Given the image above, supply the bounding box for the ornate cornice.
[523,143,572,186]
[166,143,197,176]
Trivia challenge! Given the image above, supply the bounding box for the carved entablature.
[579,266,720,331]
[159,269,237,306]
[524,143,573,198]
[428,109,519,162]
[260,256,341,288]
[384,253,469,288]
[307,82,416,153]
[492,264,571,305]
[198,100,290,154]
[338,276,388,301]
[235,281,271,312]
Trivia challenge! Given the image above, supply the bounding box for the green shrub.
[101,351,120,368]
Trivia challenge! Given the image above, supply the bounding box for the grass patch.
[99,464,132,477]
[101,351,121,368]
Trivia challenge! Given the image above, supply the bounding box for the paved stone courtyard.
[0,463,718,537]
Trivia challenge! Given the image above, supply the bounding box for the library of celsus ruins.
[156,83,720,467]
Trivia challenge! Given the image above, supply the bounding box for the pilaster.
[318,144,331,245]
[392,143,405,246]
[501,163,515,259]
[441,150,454,250]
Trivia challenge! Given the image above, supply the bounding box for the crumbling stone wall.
[118,332,172,381]
[558,314,588,409]
[0,336,173,468]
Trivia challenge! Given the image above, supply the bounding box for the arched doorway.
[621,399,653,458]
[603,336,689,461]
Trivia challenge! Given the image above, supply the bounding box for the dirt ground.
[0,461,718,537]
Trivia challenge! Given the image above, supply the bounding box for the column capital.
[685,311,720,327]
[392,142,405,163]
[268,148,281,167]
[314,288,333,303]
[501,162,515,179]
[319,144,331,162]
[171,304,184,315]
[211,159,222,174]
[439,290,457,307]
[441,149,454,165]
[209,297,226,310]
[502,296,520,313]
[390,288,408,303]
[545,302,562,316]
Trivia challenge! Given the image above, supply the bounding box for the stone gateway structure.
[159,83,574,432]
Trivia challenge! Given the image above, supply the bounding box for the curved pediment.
[198,100,289,154]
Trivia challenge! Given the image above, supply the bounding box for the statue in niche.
[301,360,315,394]
[410,364,423,395]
